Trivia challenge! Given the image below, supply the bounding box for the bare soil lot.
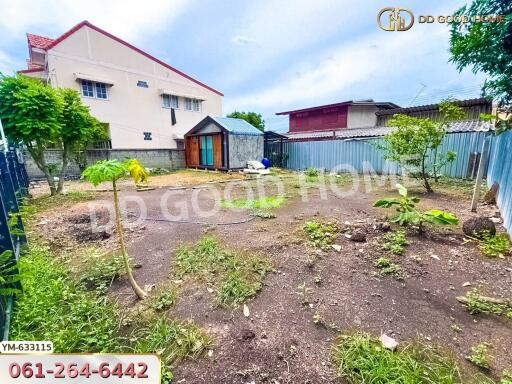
[27,171,512,383]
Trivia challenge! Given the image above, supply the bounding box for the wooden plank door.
[186,136,199,166]
[213,134,222,168]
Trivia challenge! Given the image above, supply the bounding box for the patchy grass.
[11,244,122,352]
[433,177,483,198]
[479,233,510,258]
[331,332,462,384]
[375,257,403,278]
[467,342,492,370]
[221,195,286,210]
[174,236,272,306]
[20,191,97,221]
[458,289,512,319]
[131,316,211,365]
[148,283,179,311]
[303,220,338,250]
[75,248,125,294]
[11,242,210,382]
[382,230,408,255]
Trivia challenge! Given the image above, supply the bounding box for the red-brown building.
[276,99,399,138]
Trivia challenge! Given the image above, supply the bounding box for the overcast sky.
[0,0,486,132]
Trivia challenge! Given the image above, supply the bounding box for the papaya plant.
[82,159,149,299]
[373,183,459,232]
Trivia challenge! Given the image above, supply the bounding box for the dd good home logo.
[377,7,414,31]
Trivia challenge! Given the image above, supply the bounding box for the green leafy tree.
[450,0,512,131]
[373,184,459,233]
[0,75,104,195]
[57,88,104,193]
[0,75,62,195]
[379,101,465,192]
[82,159,148,299]
[227,111,265,131]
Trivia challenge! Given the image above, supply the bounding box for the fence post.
[471,135,492,212]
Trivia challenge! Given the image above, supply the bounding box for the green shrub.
[374,184,458,232]
[305,167,319,177]
[383,230,408,255]
[332,332,461,383]
[304,220,338,250]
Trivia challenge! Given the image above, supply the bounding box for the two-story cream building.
[19,20,223,150]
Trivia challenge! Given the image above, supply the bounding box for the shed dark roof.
[285,119,493,141]
[276,99,400,115]
[375,97,492,116]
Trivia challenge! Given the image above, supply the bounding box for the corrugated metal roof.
[211,117,263,135]
[375,98,492,116]
[276,99,399,115]
[286,119,493,140]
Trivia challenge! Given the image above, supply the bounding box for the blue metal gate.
[0,148,29,340]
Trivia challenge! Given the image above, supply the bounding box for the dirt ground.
[29,173,512,383]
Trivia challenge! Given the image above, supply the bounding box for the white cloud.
[231,35,259,46]
[0,0,194,42]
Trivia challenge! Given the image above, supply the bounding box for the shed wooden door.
[186,136,199,166]
[213,134,222,168]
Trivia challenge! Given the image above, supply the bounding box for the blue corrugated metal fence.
[487,130,512,235]
[285,132,489,179]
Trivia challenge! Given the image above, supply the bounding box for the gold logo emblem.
[378,7,414,31]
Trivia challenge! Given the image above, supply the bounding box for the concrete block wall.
[24,149,185,180]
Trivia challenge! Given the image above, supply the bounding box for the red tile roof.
[26,33,54,49]
[22,21,223,96]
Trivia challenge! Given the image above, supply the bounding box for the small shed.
[184,116,264,170]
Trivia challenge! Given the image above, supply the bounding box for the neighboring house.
[277,98,492,141]
[184,116,263,170]
[18,20,223,150]
[276,99,399,139]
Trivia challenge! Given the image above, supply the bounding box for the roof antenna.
[408,83,427,107]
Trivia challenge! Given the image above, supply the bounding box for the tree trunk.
[421,157,433,193]
[56,143,70,194]
[26,144,56,195]
[112,179,147,299]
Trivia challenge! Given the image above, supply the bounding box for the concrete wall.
[228,135,264,169]
[347,105,379,128]
[24,149,185,179]
[27,23,222,149]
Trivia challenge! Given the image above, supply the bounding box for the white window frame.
[184,97,192,111]
[80,79,108,100]
[192,99,201,112]
[162,94,179,109]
